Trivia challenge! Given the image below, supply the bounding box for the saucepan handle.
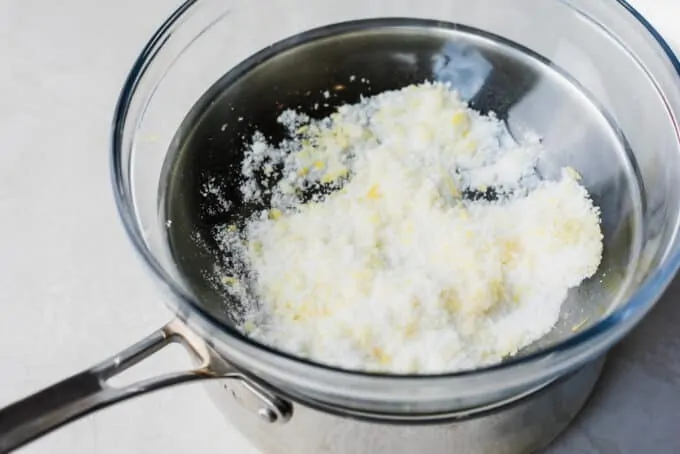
[0,319,292,453]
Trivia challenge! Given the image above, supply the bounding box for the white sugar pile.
[217,82,603,374]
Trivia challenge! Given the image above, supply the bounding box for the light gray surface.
[0,1,678,453]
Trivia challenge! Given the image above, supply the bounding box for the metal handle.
[0,319,292,453]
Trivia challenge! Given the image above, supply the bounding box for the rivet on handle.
[222,378,293,424]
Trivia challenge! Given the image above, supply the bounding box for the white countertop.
[0,1,678,453]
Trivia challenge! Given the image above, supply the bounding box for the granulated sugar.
[220,82,603,374]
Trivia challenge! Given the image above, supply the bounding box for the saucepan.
[1,0,680,453]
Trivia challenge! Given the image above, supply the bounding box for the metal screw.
[258,407,277,423]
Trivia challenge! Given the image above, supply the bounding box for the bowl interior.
[160,19,642,369]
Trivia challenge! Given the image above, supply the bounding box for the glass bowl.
[112,0,680,414]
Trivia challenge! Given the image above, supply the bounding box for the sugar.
[220,82,603,374]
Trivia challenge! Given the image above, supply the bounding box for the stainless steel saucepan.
[1,1,680,453]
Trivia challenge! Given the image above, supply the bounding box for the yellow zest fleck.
[509,288,523,305]
[366,184,381,199]
[565,166,582,181]
[371,347,391,365]
[298,167,309,177]
[249,240,263,255]
[403,322,417,338]
[269,209,283,220]
[451,111,470,131]
[465,140,478,153]
[358,327,372,348]
[452,112,465,125]
[226,224,238,233]
[313,160,325,170]
[444,177,460,198]
[243,321,256,334]
[442,290,461,313]
[501,239,520,264]
[320,168,348,184]
[221,276,238,286]
[571,318,589,332]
